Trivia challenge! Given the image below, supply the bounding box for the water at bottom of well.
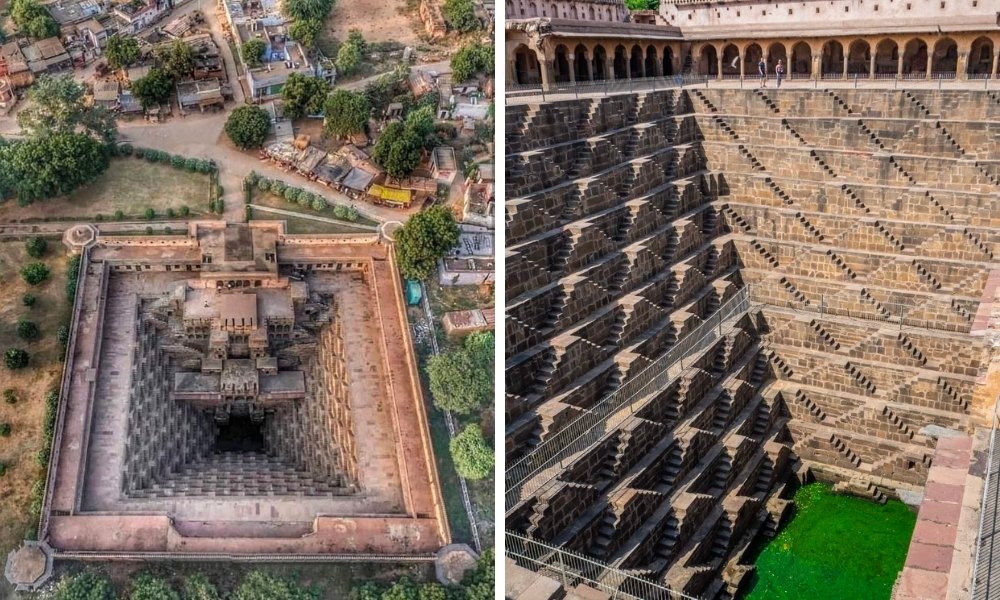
[743,482,916,600]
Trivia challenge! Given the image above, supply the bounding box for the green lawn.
[273,214,378,235]
[0,158,211,223]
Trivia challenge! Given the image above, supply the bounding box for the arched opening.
[505,0,514,16]
[593,45,607,80]
[767,42,787,72]
[513,44,541,85]
[968,37,994,76]
[902,38,928,76]
[527,1,537,16]
[614,45,628,79]
[550,3,557,17]
[821,40,844,77]
[743,43,763,77]
[630,44,644,78]
[553,45,571,83]
[645,45,658,77]
[572,4,579,19]
[588,6,594,19]
[721,44,739,76]
[574,44,589,81]
[932,37,958,78]
[663,46,674,77]
[701,45,719,77]
[847,40,870,76]
[605,6,611,20]
[875,39,898,75]
[791,42,811,76]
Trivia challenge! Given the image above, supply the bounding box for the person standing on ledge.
[775,59,784,88]
[758,56,767,87]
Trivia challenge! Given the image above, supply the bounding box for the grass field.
[0,159,211,223]
[258,213,376,235]
[0,240,70,557]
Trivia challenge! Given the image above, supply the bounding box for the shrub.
[166,207,176,218]
[183,574,220,600]
[170,155,186,169]
[119,143,134,156]
[311,196,326,211]
[145,226,154,235]
[144,207,156,220]
[52,572,116,600]
[25,236,47,258]
[95,214,104,222]
[17,319,39,341]
[283,186,299,202]
[179,205,191,216]
[450,424,493,480]
[3,389,16,404]
[344,206,359,222]
[184,158,200,172]
[66,254,81,302]
[114,209,125,220]
[333,204,348,220]
[297,191,311,207]
[0,462,6,477]
[4,348,29,369]
[57,324,69,347]
[22,293,36,307]
[128,573,180,600]
[20,262,50,285]
[0,423,10,437]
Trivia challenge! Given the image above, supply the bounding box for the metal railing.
[972,399,1000,600]
[504,286,751,510]
[506,74,711,99]
[506,532,700,600]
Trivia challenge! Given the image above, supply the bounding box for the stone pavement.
[896,434,977,600]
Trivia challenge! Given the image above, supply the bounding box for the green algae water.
[743,482,916,600]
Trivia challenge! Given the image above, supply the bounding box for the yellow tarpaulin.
[369,184,412,205]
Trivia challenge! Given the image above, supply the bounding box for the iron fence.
[972,400,1000,600]
[506,532,701,600]
[504,286,751,510]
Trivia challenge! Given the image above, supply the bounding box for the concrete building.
[238,22,313,100]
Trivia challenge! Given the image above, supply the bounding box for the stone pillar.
[993,51,1000,79]
[926,51,933,80]
[897,54,904,78]
[813,54,822,81]
[717,54,724,81]
[567,55,576,83]
[650,54,661,77]
[869,53,876,79]
[506,53,516,85]
[739,55,745,79]
[843,54,848,79]
[582,52,593,81]
[605,56,614,80]
[540,57,553,89]
[958,51,968,81]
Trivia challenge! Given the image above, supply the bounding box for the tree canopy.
[53,572,116,600]
[335,30,366,77]
[105,35,141,69]
[128,574,179,600]
[442,0,480,32]
[282,0,334,21]
[288,18,323,49]
[17,75,117,142]
[25,236,47,258]
[450,424,493,480]
[182,574,220,600]
[156,40,195,80]
[224,105,271,149]
[370,105,437,178]
[394,205,459,280]
[281,73,329,119]
[131,68,174,109]
[427,331,493,414]
[241,38,266,68]
[4,348,29,370]
[323,89,370,136]
[625,0,660,9]
[450,43,495,82]
[10,0,58,39]
[231,571,318,600]
[0,133,111,203]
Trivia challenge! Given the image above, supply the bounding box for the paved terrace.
[44,235,448,555]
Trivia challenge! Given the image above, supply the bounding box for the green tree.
[417,583,448,600]
[335,30,366,77]
[442,0,480,32]
[362,65,408,114]
[371,111,432,178]
[281,73,329,119]
[462,548,495,600]
[20,262,50,285]
[156,40,195,79]
[450,43,495,82]
[182,574,219,600]
[22,293,36,307]
[289,18,323,49]
[241,39,267,68]
[231,571,318,600]
[52,571,116,600]
[403,106,436,146]
[427,331,493,413]
[132,68,174,109]
[282,0,334,21]
[625,0,660,9]
[17,75,117,142]
[129,574,180,600]
[381,578,419,600]
[224,105,271,149]
[4,348,29,370]
[393,204,459,280]
[450,424,493,480]
[17,319,39,341]
[105,35,141,69]
[25,236,47,258]
[323,89,370,136]
[10,0,58,39]
[0,133,111,203]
